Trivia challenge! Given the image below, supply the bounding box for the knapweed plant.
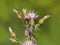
[8,9,50,45]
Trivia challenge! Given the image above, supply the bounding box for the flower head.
[25,30,29,36]
[23,10,39,19]
[25,28,32,37]
[28,12,38,18]
[23,40,37,45]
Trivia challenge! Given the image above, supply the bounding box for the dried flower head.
[9,38,16,43]
[9,27,16,37]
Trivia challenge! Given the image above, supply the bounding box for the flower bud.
[17,13,22,20]
[22,9,27,19]
[38,18,44,24]
[22,9,27,14]
[25,30,29,36]
[43,15,50,20]
[13,9,22,20]
[13,9,18,14]
[9,27,16,37]
[38,15,50,24]
[35,24,40,31]
[9,38,16,43]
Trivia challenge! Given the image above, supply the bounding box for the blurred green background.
[0,0,60,45]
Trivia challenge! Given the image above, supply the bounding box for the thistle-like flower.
[27,12,38,18]
[23,40,36,45]
[25,29,32,38]
[28,12,38,26]
[22,9,38,19]
[9,9,50,45]
[9,27,16,38]
[25,29,29,36]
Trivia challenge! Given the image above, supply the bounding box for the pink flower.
[25,12,38,19]
[25,27,32,36]
[25,30,29,36]
[22,40,37,45]
[28,12,38,18]
[25,16,30,19]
